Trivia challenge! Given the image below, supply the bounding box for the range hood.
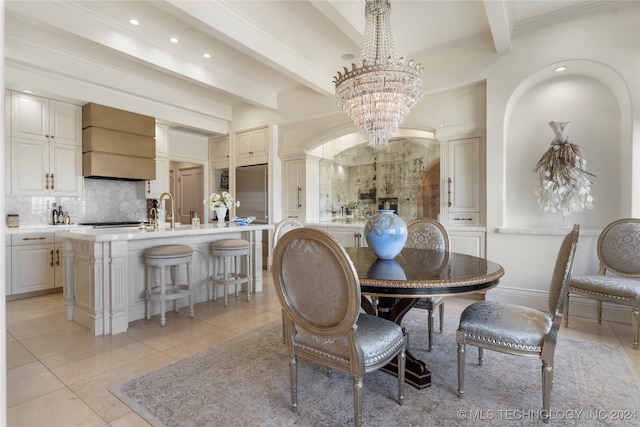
[82,103,156,181]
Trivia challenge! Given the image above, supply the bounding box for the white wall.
[264,1,639,322]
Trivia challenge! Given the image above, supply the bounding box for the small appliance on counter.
[6,214,19,228]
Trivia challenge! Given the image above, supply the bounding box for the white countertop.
[6,223,272,242]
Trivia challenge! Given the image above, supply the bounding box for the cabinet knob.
[50,173,55,190]
[45,173,50,190]
[56,248,60,266]
[50,249,54,267]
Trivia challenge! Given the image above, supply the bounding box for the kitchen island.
[58,223,272,335]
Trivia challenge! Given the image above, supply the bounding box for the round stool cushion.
[211,239,251,250]
[145,244,193,258]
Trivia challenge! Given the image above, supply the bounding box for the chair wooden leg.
[398,337,406,406]
[564,294,570,327]
[290,355,298,413]
[456,342,466,398]
[427,308,435,351]
[541,360,554,424]
[353,376,364,427]
[478,347,484,365]
[632,307,639,349]
[438,303,444,333]
[597,300,603,323]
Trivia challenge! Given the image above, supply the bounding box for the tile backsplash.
[5,179,149,227]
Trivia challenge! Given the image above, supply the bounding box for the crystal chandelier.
[334,0,423,148]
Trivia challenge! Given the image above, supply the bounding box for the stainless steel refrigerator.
[236,164,269,268]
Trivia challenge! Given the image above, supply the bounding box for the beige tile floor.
[6,274,640,426]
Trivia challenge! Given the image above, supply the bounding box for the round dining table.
[344,246,505,389]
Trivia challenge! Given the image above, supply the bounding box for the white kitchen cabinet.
[54,241,63,288]
[443,136,482,227]
[449,230,486,258]
[140,124,170,199]
[284,159,303,219]
[140,156,170,200]
[10,92,83,196]
[11,137,83,196]
[155,123,168,157]
[236,127,268,166]
[210,135,230,169]
[327,226,367,248]
[5,238,11,296]
[12,92,80,145]
[11,232,55,294]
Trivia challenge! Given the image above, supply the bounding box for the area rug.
[111,311,640,426]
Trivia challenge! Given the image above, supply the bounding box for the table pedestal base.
[362,296,432,389]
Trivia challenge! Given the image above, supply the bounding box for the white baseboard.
[489,287,632,325]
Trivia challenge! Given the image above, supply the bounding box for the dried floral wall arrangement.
[534,121,595,216]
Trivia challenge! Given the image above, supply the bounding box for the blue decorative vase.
[364,210,407,260]
[366,259,407,281]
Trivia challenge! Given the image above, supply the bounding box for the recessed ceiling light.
[22,89,34,94]
[169,37,179,44]
[341,53,355,61]
[128,18,139,26]
[554,66,567,72]
[203,53,211,59]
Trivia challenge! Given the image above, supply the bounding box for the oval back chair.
[566,218,640,349]
[405,218,451,350]
[272,228,407,426]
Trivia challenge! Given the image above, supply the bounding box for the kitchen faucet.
[149,207,159,230]
[159,192,175,229]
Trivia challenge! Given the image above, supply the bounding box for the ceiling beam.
[5,1,279,110]
[161,0,335,97]
[483,0,512,56]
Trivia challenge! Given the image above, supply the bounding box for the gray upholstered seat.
[566,218,640,349]
[272,228,407,427]
[456,225,579,423]
[405,218,450,350]
[210,239,252,306]
[144,244,194,326]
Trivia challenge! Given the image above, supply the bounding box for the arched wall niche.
[503,60,632,229]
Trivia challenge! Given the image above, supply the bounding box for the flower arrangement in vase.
[204,191,240,224]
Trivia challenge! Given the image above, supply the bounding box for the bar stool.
[210,239,252,306]
[145,244,194,326]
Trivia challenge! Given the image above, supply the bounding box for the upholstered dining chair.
[273,218,304,341]
[272,228,407,427]
[273,218,305,246]
[456,225,579,423]
[565,218,640,349]
[405,218,450,350]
